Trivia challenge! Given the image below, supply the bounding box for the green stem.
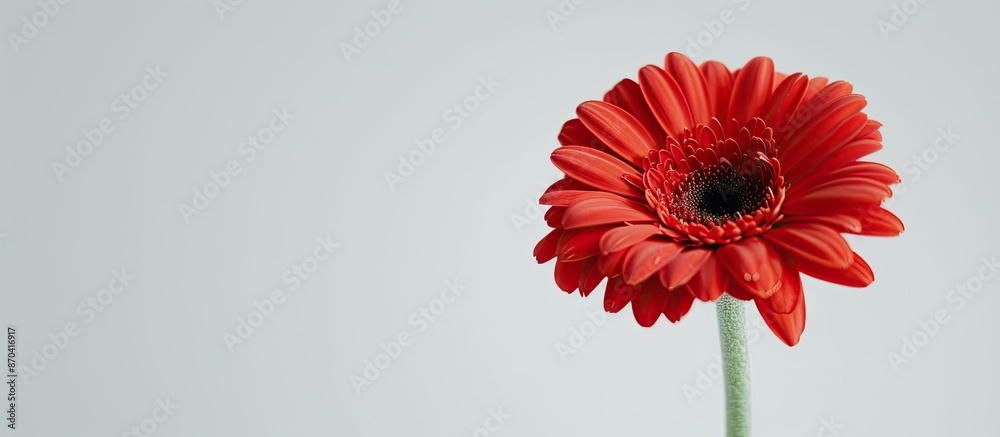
[716,293,751,437]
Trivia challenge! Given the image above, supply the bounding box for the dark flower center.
[671,165,767,224]
[641,119,786,244]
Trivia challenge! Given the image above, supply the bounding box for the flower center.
[671,165,767,224]
[640,118,786,245]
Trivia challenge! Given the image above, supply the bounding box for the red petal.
[544,206,566,228]
[544,177,590,194]
[579,258,605,297]
[558,118,603,149]
[802,77,831,101]
[806,138,884,176]
[577,101,656,167]
[764,223,852,270]
[798,251,874,287]
[780,213,863,234]
[716,238,783,299]
[540,190,630,207]
[533,229,562,263]
[780,94,867,156]
[665,52,712,124]
[727,57,774,124]
[772,72,788,89]
[724,285,756,302]
[599,224,662,254]
[597,249,628,277]
[554,259,586,293]
[857,206,905,236]
[760,256,802,314]
[551,146,642,198]
[560,226,614,261]
[683,252,727,302]
[858,120,883,141]
[755,278,806,346]
[664,288,696,322]
[631,280,669,327]
[604,277,642,313]
[781,98,869,180]
[562,197,657,229]
[604,79,667,146]
[638,65,694,139]
[782,178,891,215]
[791,160,900,196]
[763,73,808,130]
[700,61,733,121]
[622,240,684,285]
[779,80,853,142]
[658,248,712,291]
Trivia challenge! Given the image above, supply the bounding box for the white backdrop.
[1,0,998,436]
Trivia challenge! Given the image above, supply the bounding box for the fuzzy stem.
[716,293,751,437]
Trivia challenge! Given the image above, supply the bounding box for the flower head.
[534,53,903,346]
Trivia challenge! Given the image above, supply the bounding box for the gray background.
[1,0,998,435]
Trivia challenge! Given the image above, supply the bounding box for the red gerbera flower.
[534,53,903,346]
